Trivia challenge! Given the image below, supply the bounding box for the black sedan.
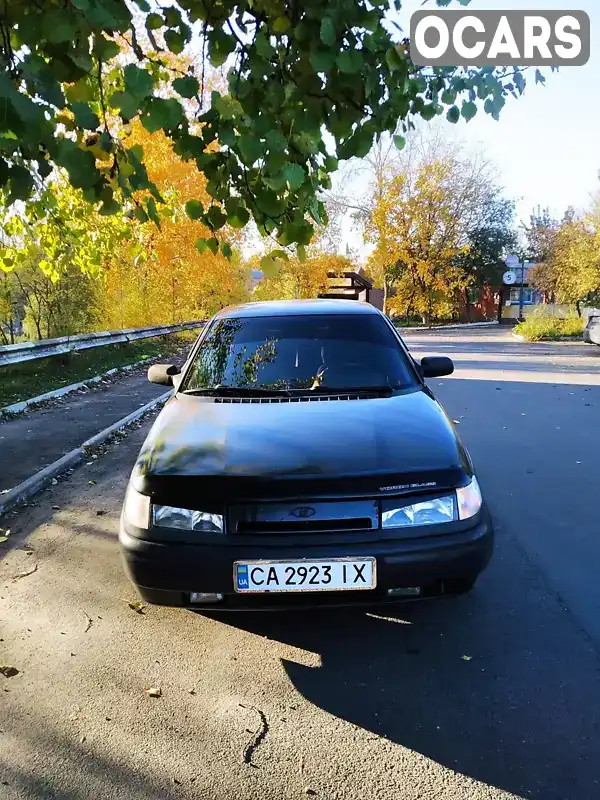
[120,300,493,609]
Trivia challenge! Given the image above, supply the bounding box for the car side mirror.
[420,356,454,379]
[147,363,181,386]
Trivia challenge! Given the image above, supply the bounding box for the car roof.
[214,299,381,319]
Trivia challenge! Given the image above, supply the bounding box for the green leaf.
[70,102,100,130]
[238,135,263,165]
[207,237,219,255]
[94,35,120,62]
[146,12,163,29]
[225,199,250,228]
[124,65,154,101]
[221,242,232,259]
[146,196,161,226]
[309,50,336,73]
[7,165,33,203]
[265,130,287,153]
[195,237,208,253]
[65,80,94,104]
[173,76,199,98]
[207,205,227,230]
[385,46,403,71]
[393,134,406,151]
[142,98,183,132]
[260,254,280,277]
[255,32,275,59]
[337,51,363,74]
[273,16,290,34]
[446,106,460,124]
[256,188,286,217]
[165,30,186,55]
[164,7,182,26]
[320,18,336,47]
[45,10,77,43]
[461,101,477,121]
[283,163,305,191]
[208,30,235,67]
[185,199,204,220]
[110,91,139,120]
[324,155,338,171]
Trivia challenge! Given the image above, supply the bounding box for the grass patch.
[0,332,197,408]
[514,312,585,342]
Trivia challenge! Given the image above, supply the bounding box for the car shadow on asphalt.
[205,553,600,800]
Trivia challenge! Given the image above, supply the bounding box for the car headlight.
[152,505,224,533]
[123,485,151,528]
[382,495,456,528]
[456,476,483,520]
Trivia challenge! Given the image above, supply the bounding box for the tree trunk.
[382,275,390,316]
[575,300,582,318]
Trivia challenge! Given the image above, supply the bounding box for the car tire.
[444,575,478,595]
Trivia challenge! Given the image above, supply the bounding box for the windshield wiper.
[308,385,396,394]
[183,385,292,396]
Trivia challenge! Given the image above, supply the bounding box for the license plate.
[233,558,376,593]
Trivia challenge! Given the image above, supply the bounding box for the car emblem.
[290,506,316,518]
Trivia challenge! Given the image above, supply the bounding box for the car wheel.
[443,575,478,595]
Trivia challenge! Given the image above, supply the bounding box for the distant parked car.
[583,315,600,346]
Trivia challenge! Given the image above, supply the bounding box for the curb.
[0,358,155,417]
[396,321,499,333]
[0,390,171,518]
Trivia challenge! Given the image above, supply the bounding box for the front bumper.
[119,510,494,609]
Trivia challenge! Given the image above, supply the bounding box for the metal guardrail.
[0,320,206,368]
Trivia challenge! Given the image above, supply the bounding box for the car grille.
[214,392,385,404]
[229,499,379,535]
[237,518,373,534]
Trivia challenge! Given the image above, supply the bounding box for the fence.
[0,321,206,368]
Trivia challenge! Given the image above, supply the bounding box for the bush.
[514,310,585,341]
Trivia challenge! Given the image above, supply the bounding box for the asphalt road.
[0,367,167,492]
[1,327,599,800]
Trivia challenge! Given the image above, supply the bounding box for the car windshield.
[182,314,417,392]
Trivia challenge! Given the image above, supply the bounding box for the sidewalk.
[0,370,165,492]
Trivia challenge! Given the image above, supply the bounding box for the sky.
[397,0,600,225]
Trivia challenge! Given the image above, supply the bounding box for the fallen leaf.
[452,420,461,425]
[461,655,472,662]
[88,480,96,486]
[0,665,19,678]
[51,478,58,486]
[127,600,146,614]
[145,687,162,697]
[0,537,8,544]
[52,506,60,511]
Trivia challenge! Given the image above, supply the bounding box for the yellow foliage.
[99,124,249,327]
[253,254,353,301]
[364,154,482,320]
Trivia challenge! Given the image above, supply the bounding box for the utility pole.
[518,258,526,322]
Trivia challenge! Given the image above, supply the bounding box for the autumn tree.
[252,253,354,302]
[2,0,536,268]
[360,134,511,320]
[530,209,600,316]
[99,123,250,328]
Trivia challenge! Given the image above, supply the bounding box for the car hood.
[132,390,471,504]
